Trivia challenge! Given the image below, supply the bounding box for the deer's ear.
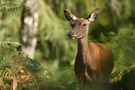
[87,8,99,22]
[64,10,77,21]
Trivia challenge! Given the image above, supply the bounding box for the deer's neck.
[77,36,90,61]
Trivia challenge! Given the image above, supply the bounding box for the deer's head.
[64,8,99,39]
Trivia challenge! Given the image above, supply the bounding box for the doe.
[64,8,114,87]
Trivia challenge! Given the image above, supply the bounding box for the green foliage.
[109,25,135,73]
[0,0,135,89]
[0,42,45,89]
[0,0,24,13]
[38,0,76,65]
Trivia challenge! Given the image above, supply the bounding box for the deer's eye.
[82,23,87,27]
[71,23,75,27]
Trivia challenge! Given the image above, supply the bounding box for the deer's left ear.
[87,8,99,22]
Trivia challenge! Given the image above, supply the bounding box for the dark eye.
[71,23,75,27]
[82,23,86,26]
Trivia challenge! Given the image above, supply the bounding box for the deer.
[64,8,114,89]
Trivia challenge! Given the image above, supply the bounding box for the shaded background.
[0,0,135,90]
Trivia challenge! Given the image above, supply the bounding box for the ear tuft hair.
[64,10,77,21]
[87,8,100,21]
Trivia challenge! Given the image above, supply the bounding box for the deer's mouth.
[67,32,77,39]
[67,31,86,39]
[68,33,85,39]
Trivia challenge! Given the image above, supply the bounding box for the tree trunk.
[19,0,39,59]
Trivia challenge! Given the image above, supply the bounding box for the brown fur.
[75,38,114,84]
[64,8,114,86]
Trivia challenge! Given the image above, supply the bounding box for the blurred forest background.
[0,0,135,90]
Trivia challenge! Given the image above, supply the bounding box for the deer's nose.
[67,32,74,38]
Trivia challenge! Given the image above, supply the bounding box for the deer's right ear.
[64,10,77,21]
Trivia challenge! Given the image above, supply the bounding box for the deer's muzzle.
[67,32,76,38]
